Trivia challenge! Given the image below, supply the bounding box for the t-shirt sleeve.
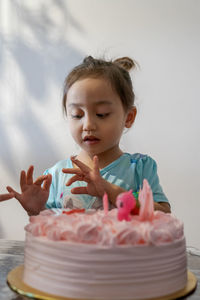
[134,154,169,203]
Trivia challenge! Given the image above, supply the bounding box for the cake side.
[23,208,187,300]
[23,232,187,300]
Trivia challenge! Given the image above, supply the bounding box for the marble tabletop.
[0,239,199,300]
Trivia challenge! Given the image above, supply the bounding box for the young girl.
[7,56,171,215]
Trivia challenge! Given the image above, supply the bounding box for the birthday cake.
[23,180,187,300]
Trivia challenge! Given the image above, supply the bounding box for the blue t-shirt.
[44,153,168,210]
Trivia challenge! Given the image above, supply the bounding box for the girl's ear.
[125,106,137,128]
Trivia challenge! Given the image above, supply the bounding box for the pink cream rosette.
[40,209,55,216]
[75,222,104,244]
[115,224,143,245]
[152,212,183,241]
[60,229,79,242]
[147,212,183,244]
[148,225,174,244]
[25,215,55,237]
[46,224,64,241]
[46,215,80,241]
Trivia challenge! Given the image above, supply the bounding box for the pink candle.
[103,193,109,215]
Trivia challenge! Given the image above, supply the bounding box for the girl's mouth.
[83,136,100,144]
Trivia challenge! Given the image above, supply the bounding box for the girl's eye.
[71,115,82,119]
[96,113,110,118]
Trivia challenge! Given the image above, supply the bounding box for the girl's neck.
[76,147,124,169]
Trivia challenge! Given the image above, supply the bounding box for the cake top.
[25,208,183,246]
[25,179,183,246]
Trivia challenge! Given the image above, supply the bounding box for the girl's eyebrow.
[68,100,113,107]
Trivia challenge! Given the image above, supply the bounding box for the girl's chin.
[79,144,121,158]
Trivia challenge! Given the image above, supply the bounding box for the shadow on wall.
[0,0,84,181]
[10,0,84,100]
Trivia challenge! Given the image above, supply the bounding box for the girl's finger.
[66,174,84,186]
[93,155,100,174]
[20,170,27,191]
[62,168,82,175]
[0,193,14,202]
[6,186,22,202]
[43,174,52,191]
[26,165,34,185]
[92,155,105,196]
[70,186,88,194]
[70,157,90,173]
[34,175,48,186]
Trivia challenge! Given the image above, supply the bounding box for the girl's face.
[66,77,135,163]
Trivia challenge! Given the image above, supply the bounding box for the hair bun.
[83,56,95,64]
[113,57,136,71]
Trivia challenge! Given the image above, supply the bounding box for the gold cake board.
[7,265,197,300]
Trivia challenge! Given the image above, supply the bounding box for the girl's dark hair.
[62,56,136,114]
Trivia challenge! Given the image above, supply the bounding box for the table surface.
[0,240,199,300]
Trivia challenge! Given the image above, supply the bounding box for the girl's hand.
[62,156,105,197]
[0,193,14,202]
[6,166,52,216]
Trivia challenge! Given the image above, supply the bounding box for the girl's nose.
[83,115,96,131]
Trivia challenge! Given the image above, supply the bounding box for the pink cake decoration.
[103,193,109,216]
[116,190,136,221]
[113,178,153,222]
[138,179,154,221]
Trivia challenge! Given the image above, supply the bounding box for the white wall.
[0,0,199,248]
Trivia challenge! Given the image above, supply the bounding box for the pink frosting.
[25,208,184,246]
